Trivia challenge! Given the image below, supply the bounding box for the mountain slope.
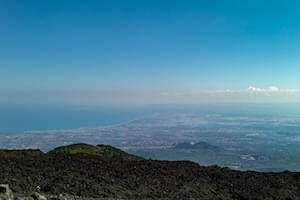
[0,144,300,200]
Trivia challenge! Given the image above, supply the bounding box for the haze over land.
[1,104,300,172]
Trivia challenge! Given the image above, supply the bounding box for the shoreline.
[0,114,155,135]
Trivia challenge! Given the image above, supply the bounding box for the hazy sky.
[1,0,300,104]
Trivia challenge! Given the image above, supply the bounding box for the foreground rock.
[0,144,300,199]
[0,184,13,200]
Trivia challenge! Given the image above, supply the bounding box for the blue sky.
[1,0,300,104]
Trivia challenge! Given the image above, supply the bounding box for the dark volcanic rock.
[0,149,43,158]
[0,146,300,200]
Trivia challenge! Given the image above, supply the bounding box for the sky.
[1,0,300,105]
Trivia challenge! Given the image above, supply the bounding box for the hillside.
[47,143,144,161]
[0,144,300,200]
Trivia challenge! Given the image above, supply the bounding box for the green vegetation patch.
[48,143,144,161]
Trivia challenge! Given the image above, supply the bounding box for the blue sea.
[0,104,150,133]
[1,103,300,134]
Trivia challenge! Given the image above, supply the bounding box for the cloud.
[246,86,299,94]
[247,86,264,92]
[247,86,280,93]
[159,92,170,96]
[269,86,280,92]
[158,86,300,98]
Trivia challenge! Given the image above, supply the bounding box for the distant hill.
[47,143,144,161]
[173,141,220,151]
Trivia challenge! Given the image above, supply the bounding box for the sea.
[1,103,300,133]
[0,104,150,133]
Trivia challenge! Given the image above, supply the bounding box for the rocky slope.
[0,144,300,200]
